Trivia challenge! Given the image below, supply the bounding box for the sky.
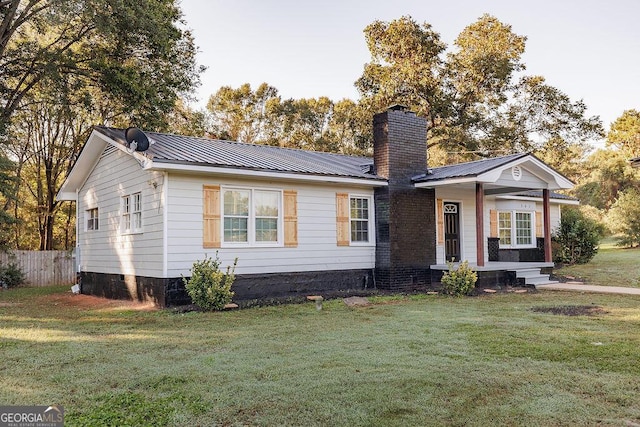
[180,0,640,143]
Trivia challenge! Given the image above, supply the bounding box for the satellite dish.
[124,127,150,152]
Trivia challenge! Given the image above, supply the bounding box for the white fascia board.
[57,130,110,201]
[414,176,479,188]
[496,195,580,205]
[147,161,388,187]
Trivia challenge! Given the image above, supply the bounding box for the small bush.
[0,263,24,288]
[553,207,602,265]
[441,260,477,296]
[183,255,237,310]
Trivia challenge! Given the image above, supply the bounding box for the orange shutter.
[283,190,298,247]
[535,211,543,237]
[490,210,498,238]
[203,185,221,248]
[336,193,350,246]
[437,199,444,244]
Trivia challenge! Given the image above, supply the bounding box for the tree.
[7,93,89,250]
[1,0,203,250]
[0,154,17,249]
[607,109,640,158]
[553,207,601,265]
[207,83,280,143]
[356,15,603,163]
[206,83,372,155]
[606,188,640,247]
[0,0,203,134]
[573,149,640,210]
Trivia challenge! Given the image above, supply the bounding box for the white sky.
[180,0,640,142]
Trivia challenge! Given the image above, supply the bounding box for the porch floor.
[430,262,554,272]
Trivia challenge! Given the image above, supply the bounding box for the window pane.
[123,196,130,214]
[224,217,248,242]
[224,190,249,216]
[350,197,369,220]
[498,212,511,245]
[254,191,278,217]
[133,193,142,212]
[351,220,369,242]
[516,212,532,245]
[133,212,142,230]
[256,218,278,242]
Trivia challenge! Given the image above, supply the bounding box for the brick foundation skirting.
[80,269,375,307]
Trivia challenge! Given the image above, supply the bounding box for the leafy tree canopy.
[355,14,603,165]
[607,109,640,158]
[0,0,204,133]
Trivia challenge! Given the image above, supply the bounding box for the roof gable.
[413,153,573,191]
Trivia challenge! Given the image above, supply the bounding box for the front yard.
[1,285,639,426]
[555,239,640,288]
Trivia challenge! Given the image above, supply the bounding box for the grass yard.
[1,286,640,426]
[555,238,640,288]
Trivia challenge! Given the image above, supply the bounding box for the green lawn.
[1,286,640,426]
[555,238,640,288]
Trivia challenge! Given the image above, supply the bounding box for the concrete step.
[516,269,546,279]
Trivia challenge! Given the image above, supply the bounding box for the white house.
[58,106,576,306]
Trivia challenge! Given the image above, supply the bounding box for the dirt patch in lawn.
[531,305,608,316]
[39,292,157,311]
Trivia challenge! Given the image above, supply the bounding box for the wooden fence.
[0,250,75,287]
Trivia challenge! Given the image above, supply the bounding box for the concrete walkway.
[535,281,640,295]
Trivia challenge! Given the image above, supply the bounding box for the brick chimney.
[373,105,436,290]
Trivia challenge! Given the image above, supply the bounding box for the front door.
[444,202,461,262]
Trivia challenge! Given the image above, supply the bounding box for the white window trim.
[221,186,283,248]
[349,194,375,246]
[498,210,536,249]
[121,192,143,235]
[85,207,99,231]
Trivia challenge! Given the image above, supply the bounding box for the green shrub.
[441,260,477,296]
[0,263,24,288]
[553,207,602,265]
[606,188,640,248]
[183,255,237,310]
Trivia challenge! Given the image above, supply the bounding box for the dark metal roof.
[95,127,383,181]
[412,153,529,183]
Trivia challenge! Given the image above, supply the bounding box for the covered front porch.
[413,153,576,268]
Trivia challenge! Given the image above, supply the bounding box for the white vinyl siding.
[166,175,376,276]
[77,147,164,277]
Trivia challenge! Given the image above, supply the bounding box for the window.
[122,192,142,233]
[498,210,534,247]
[498,212,511,245]
[223,188,281,245]
[350,196,370,243]
[86,208,99,231]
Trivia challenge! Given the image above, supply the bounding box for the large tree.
[0,0,203,134]
[607,109,640,158]
[1,0,203,250]
[206,83,372,154]
[356,14,603,165]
